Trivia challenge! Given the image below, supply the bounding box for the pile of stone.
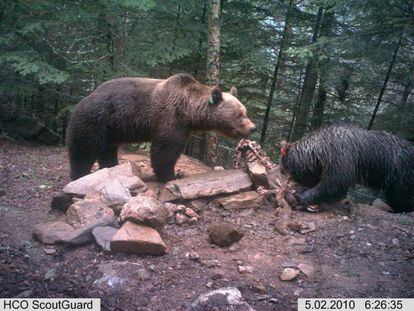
[33,152,271,255]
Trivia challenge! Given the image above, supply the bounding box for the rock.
[33,222,75,245]
[215,191,263,210]
[299,222,316,235]
[92,226,118,252]
[186,251,200,262]
[99,180,131,212]
[191,287,255,311]
[66,215,117,245]
[94,261,150,290]
[214,166,224,170]
[44,268,57,281]
[188,217,198,224]
[33,214,116,246]
[120,195,168,231]
[372,198,392,212]
[141,181,163,200]
[63,163,146,197]
[160,170,253,202]
[202,260,220,268]
[164,203,184,218]
[66,200,115,229]
[249,282,267,294]
[280,267,300,281]
[44,248,56,255]
[298,263,315,279]
[187,199,208,213]
[184,207,199,218]
[159,188,178,202]
[211,273,225,280]
[120,153,211,181]
[15,289,33,298]
[175,213,189,225]
[238,265,254,274]
[256,295,272,302]
[50,192,73,212]
[110,221,168,255]
[208,223,244,247]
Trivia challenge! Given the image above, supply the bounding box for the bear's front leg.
[297,170,353,208]
[150,140,186,183]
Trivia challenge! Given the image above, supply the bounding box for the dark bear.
[280,124,414,213]
[66,74,256,182]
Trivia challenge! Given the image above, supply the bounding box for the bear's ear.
[229,85,238,97]
[209,86,223,105]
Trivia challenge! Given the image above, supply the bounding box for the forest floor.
[1,139,414,310]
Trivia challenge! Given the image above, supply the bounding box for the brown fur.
[66,74,255,182]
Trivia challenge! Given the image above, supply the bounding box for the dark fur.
[66,74,255,182]
[281,124,414,212]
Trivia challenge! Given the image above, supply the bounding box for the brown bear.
[280,123,414,213]
[66,74,256,182]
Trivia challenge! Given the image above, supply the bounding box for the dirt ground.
[1,139,414,310]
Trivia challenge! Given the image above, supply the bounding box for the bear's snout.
[236,118,256,138]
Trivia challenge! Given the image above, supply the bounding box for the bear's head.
[207,86,256,139]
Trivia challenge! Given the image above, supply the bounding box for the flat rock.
[372,198,392,212]
[66,215,117,245]
[33,222,75,245]
[298,263,315,279]
[94,261,150,290]
[33,215,116,245]
[92,226,118,251]
[187,199,209,212]
[141,181,164,200]
[120,195,168,231]
[50,192,73,212]
[63,163,146,197]
[120,153,211,181]
[215,191,263,210]
[161,169,253,202]
[191,287,255,311]
[208,223,244,247]
[110,221,168,255]
[99,180,131,212]
[66,200,115,229]
[280,267,300,281]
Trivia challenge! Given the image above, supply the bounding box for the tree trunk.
[193,0,208,79]
[311,8,334,130]
[287,68,304,141]
[100,9,120,81]
[367,34,403,130]
[400,65,414,107]
[203,0,221,165]
[260,0,295,146]
[291,6,323,141]
[186,0,208,157]
[169,5,181,75]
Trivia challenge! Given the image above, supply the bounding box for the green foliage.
[0,54,69,84]
[0,0,412,162]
